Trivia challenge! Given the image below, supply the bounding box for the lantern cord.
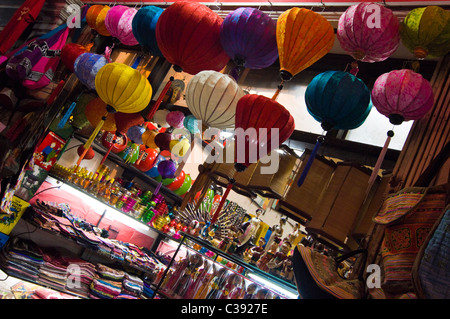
[145,76,174,120]
[272,82,284,101]
[365,130,394,196]
[76,111,108,167]
[297,135,324,187]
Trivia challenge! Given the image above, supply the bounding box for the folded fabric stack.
[0,238,44,282]
[121,273,144,298]
[97,264,125,282]
[63,257,97,298]
[142,280,155,299]
[32,287,79,299]
[89,276,123,299]
[37,249,68,291]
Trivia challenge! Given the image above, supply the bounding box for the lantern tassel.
[76,111,108,167]
[366,130,394,196]
[272,83,284,101]
[146,76,174,120]
[297,136,324,187]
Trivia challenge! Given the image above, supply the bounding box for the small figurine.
[265,216,287,252]
[172,252,203,298]
[267,240,291,276]
[238,209,263,248]
[205,267,228,299]
[188,220,201,236]
[243,283,258,299]
[249,237,266,265]
[280,256,294,282]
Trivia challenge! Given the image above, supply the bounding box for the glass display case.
[152,233,299,300]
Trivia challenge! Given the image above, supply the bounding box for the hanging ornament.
[142,129,159,149]
[153,109,170,128]
[84,97,117,132]
[169,138,191,157]
[74,53,109,91]
[185,70,245,130]
[105,5,139,46]
[127,125,146,145]
[86,5,111,37]
[101,131,128,154]
[61,43,93,72]
[134,145,158,172]
[167,170,186,191]
[155,1,230,75]
[367,69,434,193]
[114,112,145,137]
[174,174,192,196]
[154,132,172,151]
[166,111,185,129]
[132,5,164,56]
[77,145,95,160]
[220,7,278,79]
[145,155,163,178]
[276,8,334,82]
[337,2,400,63]
[400,6,450,59]
[212,93,295,224]
[297,70,372,187]
[183,115,200,134]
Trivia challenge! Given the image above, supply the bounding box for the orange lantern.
[142,129,159,149]
[84,97,116,131]
[276,8,334,81]
[86,5,111,37]
[134,145,158,172]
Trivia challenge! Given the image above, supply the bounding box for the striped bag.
[373,184,448,295]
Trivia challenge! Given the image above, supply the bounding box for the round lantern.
[74,53,109,91]
[297,70,371,187]
[276,8,334,81]
[212,93,295,224]
[337,3,400,63]
[186,71,245,130]
[134,145,158,172]
[400,6,450,59]
[153,109,170,128]
[77,145,95,160]
[127,125,146,144]
[167,170,186,190]
[169,138,190,157]
[220,7,278,71]
[115,112,145,137]
[157,160,177,180]
[132,5,163,56]
[95,62,152,113]
[183,115,200,134]
[101,131,128,153]
[61,43,93,72]
[86,5,111,37]
[142,129,158,149]
[174,173,192,196]
[166,111,185,128]
[156,1,230,74]
[84,98,116,131]
[105,5,139,46]
[154,132,172,151]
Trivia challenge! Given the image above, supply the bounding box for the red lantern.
[134,145,158,172]
[167,170,186,190]
[61,43,93,72]
[77,145,95,160]
[101,131,128,154]
[155,1,229,75]
[114,112,145,137]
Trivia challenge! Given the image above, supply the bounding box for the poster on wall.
[33,131,66,171]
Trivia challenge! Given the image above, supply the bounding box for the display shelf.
[72,133,183,205]
[153,232,299,299]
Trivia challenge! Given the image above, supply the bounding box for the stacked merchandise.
[89,264,124,299]
[64,257,97,298]
[117,273,144,299]
[37,249,69,291]
[0,238,44,282]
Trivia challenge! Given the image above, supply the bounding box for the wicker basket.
[279,149,336,224]
[305,162,374,251]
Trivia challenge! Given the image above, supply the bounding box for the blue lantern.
[297,71,371,187]
[74,53,109,90]
[132,6,163,56]
[127,125,146,145]
[183,115,200,134]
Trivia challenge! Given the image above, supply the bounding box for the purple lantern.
[127,125,146,144]
[157,159,177,179]
[166,111,185,128]
[220,8,278,72]
[154,132,172,151]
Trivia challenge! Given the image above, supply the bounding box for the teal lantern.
[132,6,163,56]
[297,70,371,186]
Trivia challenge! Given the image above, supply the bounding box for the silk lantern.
[142,129,158,149]
[84,98,116,131]
[61,43,93,72]
[186,70,245,130]
[220,7,278,76]
[337,2,400,63]
[86,5,111,37]
[184,115,200,134]
[154,132,172,151]
[77,62,151,166]
[132,5,163,56]
[119,141,140,164]
[74,53,109,90]
[105,5,139,46]
[145,155,163,178]
[400,6,450,59]
[212,93,295,224]
[153,109,170,128]
[277,8,334,82]
[134,145,158,172]
[170,138,190,157]
[367,69,434,193]
[156,1,230,75]
[127,125,146,145]
[153,159,177,196]
[166,111,185,129]
[297,70,371,187]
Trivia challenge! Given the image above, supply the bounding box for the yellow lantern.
[170,138,190,157]
[276,8,334,81]
[142,129,158,149]
[400,6,450,59]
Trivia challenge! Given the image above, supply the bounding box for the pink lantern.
[337,2,400,63]
[105,5,139,46]
[367,69,434,194]
[166,111,185,128]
